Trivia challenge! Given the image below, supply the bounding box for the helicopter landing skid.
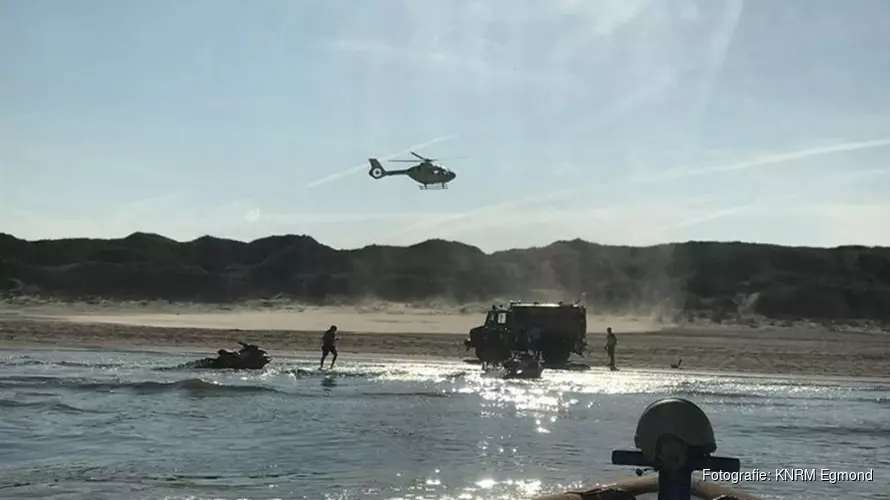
[419,184,448,190]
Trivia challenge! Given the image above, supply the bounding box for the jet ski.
[531,398,760,500]
[488,352,543,379]
[187,342,271,370]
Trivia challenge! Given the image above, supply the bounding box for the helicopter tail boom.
[368,158,412,179]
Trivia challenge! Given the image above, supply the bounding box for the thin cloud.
[563,67,676,139]
[415,192,727,244]
[235,211,454,224]
[391,135,890,240]
[111,191,189,214]
[382,74,680,241]
[108,191,190,232]
[398,167,888,246]
[661,193,801,233]
[305,134,458,189]
[644,136,890,182]
[303,61,613,192]
[687,0,745,138]
[322,39,491,72]
[320,37,582,93]
[659,165,890,235]
[803,201,890,217]
[554,0,652,38]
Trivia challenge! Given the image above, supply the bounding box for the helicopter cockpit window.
[497,312,507,324]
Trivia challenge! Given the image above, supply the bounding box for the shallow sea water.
[1,348,888,500]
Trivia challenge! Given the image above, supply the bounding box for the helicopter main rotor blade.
[388,159,420,163]
[410,151,432,161]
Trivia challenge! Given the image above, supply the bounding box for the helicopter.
[367,152,459,189]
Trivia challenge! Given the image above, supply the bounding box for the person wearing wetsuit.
[605,327,617,369]
[516,328,530,354]
[237,341,257,356]
[528,324,543,361]
[320,325,338,369]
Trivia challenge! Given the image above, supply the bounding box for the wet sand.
[1,300,888,379]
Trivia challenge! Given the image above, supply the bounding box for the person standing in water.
[528,324,543,361]
[320,325,338,369]
[605,327,617,370]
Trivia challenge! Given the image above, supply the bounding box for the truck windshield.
[485,312,498,325]
[485,311,508,325]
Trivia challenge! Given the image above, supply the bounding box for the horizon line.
[1,230,887,253]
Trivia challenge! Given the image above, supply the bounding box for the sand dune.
[5,232,890,323]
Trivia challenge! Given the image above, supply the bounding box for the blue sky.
[3,0,889,251]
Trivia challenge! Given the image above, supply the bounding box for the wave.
[360,390,450,398]
[665,387,887,405]
[0,399,102,414]
[0,375,282,395]
[657,379,882,403]
[1,359,125,369]
[153,365,409,377]
[285,368,469,380]
[756,423,890,440]
[289,368,390,379]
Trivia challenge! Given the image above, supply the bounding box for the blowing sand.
[1,299,888,379]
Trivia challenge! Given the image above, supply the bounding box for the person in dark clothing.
[320,325,338,369]
[528,324,543,361]
[516,328,530,354]
[605,327,617,370]
[237,341,259,358]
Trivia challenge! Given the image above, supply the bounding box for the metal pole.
[657,465,693,500]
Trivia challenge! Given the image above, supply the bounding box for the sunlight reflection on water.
[2,350,888,500]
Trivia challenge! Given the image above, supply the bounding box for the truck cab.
[484,308,508,327]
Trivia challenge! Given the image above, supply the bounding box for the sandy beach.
[1,299,888,379]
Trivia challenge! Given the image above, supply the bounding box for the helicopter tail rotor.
[368,159,387,179]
